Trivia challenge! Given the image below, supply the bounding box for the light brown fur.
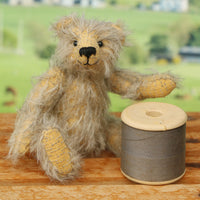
[8,15,177,181]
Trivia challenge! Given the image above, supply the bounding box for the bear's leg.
[36,128,81,181]
[105,116,121,157]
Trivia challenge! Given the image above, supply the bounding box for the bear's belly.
[57,92,108,133]
[55,79,109,153]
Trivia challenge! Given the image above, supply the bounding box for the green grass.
[0,4,200,113]
[0,52,48,112]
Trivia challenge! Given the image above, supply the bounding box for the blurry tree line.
[148,18,200,58]
[122,17,200,65]
[1,29,17,48]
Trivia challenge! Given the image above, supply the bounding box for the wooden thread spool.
[121,102,187,185]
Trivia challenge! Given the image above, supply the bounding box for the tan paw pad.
[42,129,72,175]
[138,78,176,99]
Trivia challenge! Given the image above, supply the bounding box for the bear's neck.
[61,61,110,81]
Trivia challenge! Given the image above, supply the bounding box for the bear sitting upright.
[8,15,177,181]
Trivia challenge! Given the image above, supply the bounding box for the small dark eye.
[73,40,78,46]
[98,41,103,47]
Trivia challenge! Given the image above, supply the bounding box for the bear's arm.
[7,67,65,159]
[27,66,65,111]
[109,69,177,100]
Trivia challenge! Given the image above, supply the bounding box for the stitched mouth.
[78,59,99,66]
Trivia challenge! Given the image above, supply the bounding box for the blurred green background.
[0,0,200,113]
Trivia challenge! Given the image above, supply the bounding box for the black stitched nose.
[79,47,96,58]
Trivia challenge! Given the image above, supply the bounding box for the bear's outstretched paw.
[137,74,177,99]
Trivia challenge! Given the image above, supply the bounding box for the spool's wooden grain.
[121,102,187,185]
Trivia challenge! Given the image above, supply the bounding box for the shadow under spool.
[121,102,187,185]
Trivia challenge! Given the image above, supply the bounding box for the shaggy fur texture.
[8,15,177,182]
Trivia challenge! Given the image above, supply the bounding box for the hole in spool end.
[146,111,162,117]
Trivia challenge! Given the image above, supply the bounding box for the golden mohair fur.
[8,15,177,181]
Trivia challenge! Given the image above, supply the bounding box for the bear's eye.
[98,41,103,47]
[73,41,78,47]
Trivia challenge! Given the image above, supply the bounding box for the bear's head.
[51,15,127,77]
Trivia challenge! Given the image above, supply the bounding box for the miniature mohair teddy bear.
[8,15,177,181]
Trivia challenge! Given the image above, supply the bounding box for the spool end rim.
[120,168,186,185]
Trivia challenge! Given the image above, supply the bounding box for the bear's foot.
[39,128,81,181]
[7,120,32,162]
[42,129,72,175]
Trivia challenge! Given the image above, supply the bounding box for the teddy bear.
[8,15,177,181]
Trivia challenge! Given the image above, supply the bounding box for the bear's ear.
[112,23,127,46]
[51,16,73,36]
